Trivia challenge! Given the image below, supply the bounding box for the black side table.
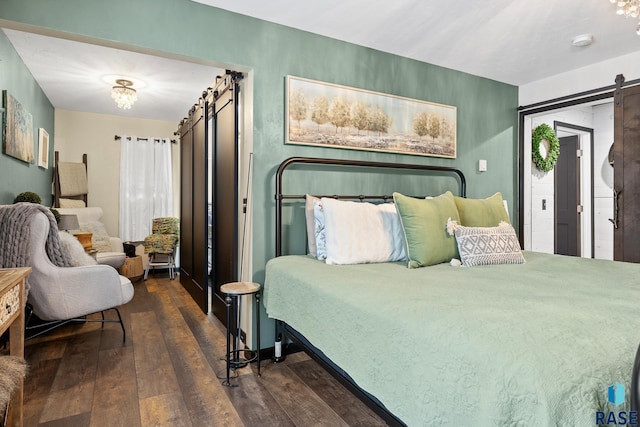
[220,281,261,386]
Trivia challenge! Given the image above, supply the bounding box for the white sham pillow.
[321,198,407,265]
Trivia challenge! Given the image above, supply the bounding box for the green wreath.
[532,124,560,172]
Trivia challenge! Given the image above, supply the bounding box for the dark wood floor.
[21,274,388,426]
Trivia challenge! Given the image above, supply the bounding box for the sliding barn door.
[613,80,640,263]
[179,116,193,288]
[179,103,210,313]
[210,75,240,325]
[179,72,242,319]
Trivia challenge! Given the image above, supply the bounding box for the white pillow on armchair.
[58,231,97,266]
[56,207,126,268]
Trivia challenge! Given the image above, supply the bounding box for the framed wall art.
[286,76,457,158]
[3,90,34,164]
[38,128,49,169]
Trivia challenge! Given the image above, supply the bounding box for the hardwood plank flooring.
[21,275,389,426]
[92,346,140,427]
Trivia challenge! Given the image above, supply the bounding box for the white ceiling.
[4,1,640,121]
[195,0,640,86]
[2,28,223,122]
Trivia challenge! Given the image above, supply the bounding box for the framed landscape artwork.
[38,128,49,169]
[286,76,457,158]
[3,90,34,164]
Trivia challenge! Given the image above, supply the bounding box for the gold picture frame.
[286,76,457,158]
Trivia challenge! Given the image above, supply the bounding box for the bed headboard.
[274,156,466,257]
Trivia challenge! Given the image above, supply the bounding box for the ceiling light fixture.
[610,0,640,35]
[111,79,138,109]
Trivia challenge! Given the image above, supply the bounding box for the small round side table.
[220,281,261,386]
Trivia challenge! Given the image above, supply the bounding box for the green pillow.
[393,191,460,268]
[454,192,510,227]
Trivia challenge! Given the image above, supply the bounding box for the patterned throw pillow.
[313,199,327,261]
[447,218,525,267]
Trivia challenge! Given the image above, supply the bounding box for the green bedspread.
[263,252,640,426]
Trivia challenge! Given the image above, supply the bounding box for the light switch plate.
[478,159,487,172]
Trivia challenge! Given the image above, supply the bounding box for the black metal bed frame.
[273,156,467,425]
[275,156,466,256]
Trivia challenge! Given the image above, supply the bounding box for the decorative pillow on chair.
[79,221,112,252]
[58,231,97,266]
[446,218,525,267]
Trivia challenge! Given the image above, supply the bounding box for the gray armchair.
[26,211,134,340]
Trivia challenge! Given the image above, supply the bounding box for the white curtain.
[119,136,173,242]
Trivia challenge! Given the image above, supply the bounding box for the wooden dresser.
[0,267,29,427]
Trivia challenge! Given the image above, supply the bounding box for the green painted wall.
[0,0,519,346]
[0,29,55,205]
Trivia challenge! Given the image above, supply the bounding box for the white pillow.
[80,220,112,252]
[321,198,407,265]
[58,231,97,266]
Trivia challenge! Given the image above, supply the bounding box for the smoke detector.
[571,34,594,47]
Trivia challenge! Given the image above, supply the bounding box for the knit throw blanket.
[0,203,72,278]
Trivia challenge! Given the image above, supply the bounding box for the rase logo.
[609,382,626,407]
[595,382,638,426]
